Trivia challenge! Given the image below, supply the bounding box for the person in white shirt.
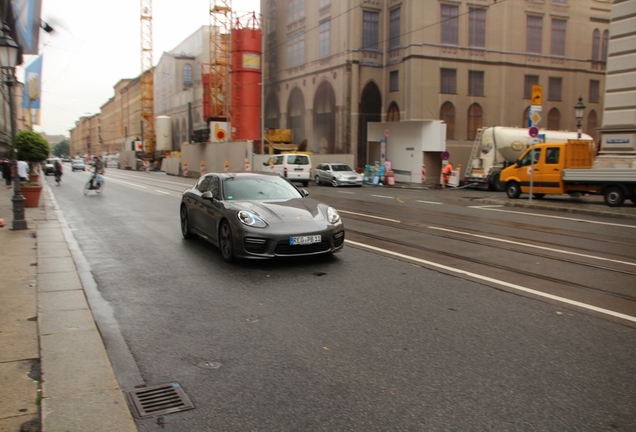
[17,160,29,181]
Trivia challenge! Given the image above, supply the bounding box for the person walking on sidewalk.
[1,157,12,188]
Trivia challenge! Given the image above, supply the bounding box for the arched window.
[387,102,400,122]
[547,107,560,130]
[440,102,455,139]
[592,29,600,61]
[601,30,609,62]
[467,103,482,140]
[184,64,193,86]
[522,106,530,127]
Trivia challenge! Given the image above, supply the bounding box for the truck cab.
[500,140,595,199]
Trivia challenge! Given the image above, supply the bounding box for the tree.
[8,130,51,174]
[53,139,69,157]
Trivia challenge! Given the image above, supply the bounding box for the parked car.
[180,172,345,262]
[105,156,119,168]
[71,159,86,171]
[43,158,61,175]
[314,162,363,187]
[261,153,312,187]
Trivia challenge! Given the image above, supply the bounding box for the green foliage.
[8,130,50,163]
[52,139,69,157]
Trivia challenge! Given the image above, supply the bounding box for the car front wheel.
[315,175,321,185]
[180,205,193,239]
[219,221,235,263]
[506,181,521,199]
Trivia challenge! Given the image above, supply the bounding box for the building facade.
[261,0,612,169]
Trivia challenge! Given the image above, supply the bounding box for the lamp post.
[0,22,26,230]
[574,96,586,139]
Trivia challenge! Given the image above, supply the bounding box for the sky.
[20,0,261,137]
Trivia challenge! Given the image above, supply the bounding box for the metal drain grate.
[127,383,195,419]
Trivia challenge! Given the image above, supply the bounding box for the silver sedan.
[314,162,363,187]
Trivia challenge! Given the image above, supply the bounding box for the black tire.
[96,178,104,194]
[219,221,235,263]
[489,172,504,192]
[332,178,338,187]
[180,205,193,239]
[506,181,521,199]
[302,181,309,187]
[630,197,636,205]
[604,186,625,207]
[83,181,90,195]
[315,175,321,185]
[533,194,545,199]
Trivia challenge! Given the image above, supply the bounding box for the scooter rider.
[54,159,63,183]
[91,156,105,188]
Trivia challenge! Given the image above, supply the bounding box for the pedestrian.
[1,157,12,188]
[17,159,29,181]
[442,161,454,186]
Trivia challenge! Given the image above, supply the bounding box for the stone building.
[261,0,612,169]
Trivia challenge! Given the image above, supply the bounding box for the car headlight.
[237,210,267,228]
[327,207,340,224]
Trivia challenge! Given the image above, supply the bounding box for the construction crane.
[140,0,155,158]
[208,0,232,126]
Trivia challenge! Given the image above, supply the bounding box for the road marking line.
[470,205,636,228]
[417,200,443,205]
[104,178,147,188]
[156,190,170,195]
[428,226,636,267]
[338,191,355,194]
[338,210,400,223]
[372,195,393,199]
[345,239,636,323]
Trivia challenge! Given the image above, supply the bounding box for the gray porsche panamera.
[180,172,345,262]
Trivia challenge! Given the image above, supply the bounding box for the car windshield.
[73,160,83,164]
[332,164,353,172]
[223,177,303,201]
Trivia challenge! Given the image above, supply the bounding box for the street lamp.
[574,96,586,139]
[0,22,26,230]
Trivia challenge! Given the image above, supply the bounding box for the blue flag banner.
[22,54,42,110]
[11,0,42,55]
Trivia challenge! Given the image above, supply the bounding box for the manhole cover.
[126,382,194,419]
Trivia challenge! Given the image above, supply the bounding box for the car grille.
[244,237,269,254]
[275,239,331,255]
[333,231,345,248]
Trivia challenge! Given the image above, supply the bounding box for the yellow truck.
[500,140,636,207]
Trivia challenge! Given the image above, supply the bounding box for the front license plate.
[290,235,321,245]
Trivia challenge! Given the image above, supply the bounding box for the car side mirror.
[300,189,309,197]
[201,191,214,201]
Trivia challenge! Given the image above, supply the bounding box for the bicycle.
[54,171,62,186]
[84,172,105,195]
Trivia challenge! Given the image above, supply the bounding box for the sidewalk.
[0,182,137,432]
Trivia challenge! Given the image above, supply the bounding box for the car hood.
[230,198,326,223]
[334,170,360,176]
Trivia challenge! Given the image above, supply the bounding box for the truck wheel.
[506,181,521,199]
[604,186,625,207]
[489,172,504,192]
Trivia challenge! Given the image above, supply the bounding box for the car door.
[532,146,563,195]
[188,176,211,233]
[198,175,224,241]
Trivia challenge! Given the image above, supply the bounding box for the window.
[440,69,457,94]
[524,75,539,99]
[387,102,400,122]
[548,77,562,101]
[545,147,560,164]
[183,64,192,86]
[523,106,531,127]
[527,15,543,53]
[441,5,459,45]
[319,0,330,9]
[467,103,483,140]
[589,80,600,104]
[547,107,560,130]
[389,71,399,92]
[551,19,566,56]
[319,20,330,58]
[469,8,486,48]
[287,0,305,22]
[468,71,484,96]
[362,11,379,49]
[587,110,598,140]
[602,30,609,62]
[592,29,600,60]
[389,8,401,50]
[552,0,567,4]
[440,102,456,139]
[287,32,305,68]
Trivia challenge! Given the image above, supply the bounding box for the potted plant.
[8,131,50,207]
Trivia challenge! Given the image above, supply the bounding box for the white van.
[262,154,312,187]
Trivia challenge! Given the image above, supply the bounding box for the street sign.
[384,129,390,137]
[528,126,539,138]
[531,85,542,106]
[441,151,450,160]
[530,112,541,125]
[528,137,540,145]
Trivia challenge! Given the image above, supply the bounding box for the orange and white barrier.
[200,160,206,175]
[183,161,188,177]
[244,160,250,171]
[421,165,427,183]
[224,160,230,172]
